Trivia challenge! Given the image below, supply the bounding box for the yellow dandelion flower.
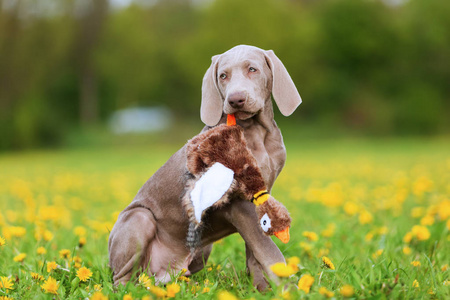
[138,273,152,288]
[79,236,87,247]
[280,290,291,299]
[378,226,388,235]
[321,228,334,237]
[411,261,421,267]
[286,256,300,268]
[365,232,374,241]
[123,294,132,300]
[339,284,354,297]
[412,176,433,196]
[217,290,238,300]
[444,280,450,286]
[411,207,424,218]
[9,226,26,238]
[31,272,44,281]
[411,225,430,241]
[59,249,71,259]
[13,253,26,262]
[0,296,13,300]
[73,256,82,263]
[412,279,419,288]
[94,284,102,292]
[37,247,46,255]
[420,215,434,226]
[403,232,413,243]
[303,231,319,241]
[43,230,53,241]
[359,210,373,225]
[0,236,5,246]
[321,223,336,237]
[190,284,200,294]
[41,276,59,294]
[344,202,359,216]
[270,262,297,277]
[47,261,58,273]
[90,291,108,300]
[202,287,210,293]
[317,248,330,258]
[300,242,313,252]
[178,276,190,282]
[298,274,314,293]
[372,249,383,259]
[322,256,335,270]
[141,297,152,300]
[167,283,180,298]
[76,267,93,282]
[74,226,87,236]
[319,286,335,298]
[0,276,14,290]
[441,264,448,272]
[403,246,412,255]
[149,285,167,298]
[437,200,450,221]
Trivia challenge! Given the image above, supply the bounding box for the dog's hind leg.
[187,243,213,274]
[108,207,156,285]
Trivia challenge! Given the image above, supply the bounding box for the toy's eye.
[249,67,257,72]
[260,213,271,232]
[220,73,227,80]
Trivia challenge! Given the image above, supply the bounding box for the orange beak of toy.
[274,227,290,243]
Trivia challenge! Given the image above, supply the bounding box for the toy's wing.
[190,162,234,222]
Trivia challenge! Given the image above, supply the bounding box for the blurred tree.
[313,0,398,132]
[75,0,109,125]
[0,0,449,150]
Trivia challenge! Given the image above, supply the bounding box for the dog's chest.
[243,128,285,189]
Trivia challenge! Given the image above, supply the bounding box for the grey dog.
[108,45,302,291]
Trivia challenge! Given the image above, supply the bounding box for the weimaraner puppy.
[108,45,302,291]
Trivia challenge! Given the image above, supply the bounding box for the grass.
[0,136,449,299]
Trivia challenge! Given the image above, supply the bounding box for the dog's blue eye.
[249,67,257,72]
[220,73,227,80]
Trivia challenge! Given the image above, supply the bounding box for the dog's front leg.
[245,243,270,291]
[225,199,285,291]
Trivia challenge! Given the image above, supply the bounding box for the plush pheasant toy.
[183,114,291,251]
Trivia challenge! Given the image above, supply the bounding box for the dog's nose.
[227,92,246,109]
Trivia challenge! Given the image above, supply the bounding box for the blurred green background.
[1,0,449,151]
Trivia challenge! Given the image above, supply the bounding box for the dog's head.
[201,45,302,126]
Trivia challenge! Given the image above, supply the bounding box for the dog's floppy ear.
[264,50,302,116]
[201,55,223,126]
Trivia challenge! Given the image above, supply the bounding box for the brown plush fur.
[183,124,291,237]
[182,124,265,230]
[186,124,266,199]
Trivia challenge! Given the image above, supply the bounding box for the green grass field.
[1,137,449,299]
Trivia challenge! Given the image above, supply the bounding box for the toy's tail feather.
[187,222,202,253]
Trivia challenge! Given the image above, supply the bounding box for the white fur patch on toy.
[190,162,234,222]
